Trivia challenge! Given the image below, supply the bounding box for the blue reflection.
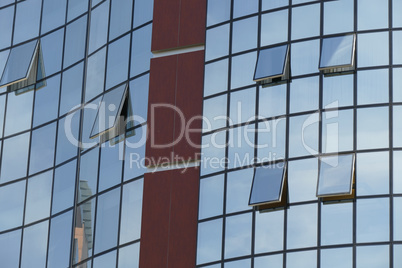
[47,211,73,268]
[320,35,354,69]
[0,230,21,267]
[254,45,288,81]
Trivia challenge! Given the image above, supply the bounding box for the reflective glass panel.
[287,250,317,268]
[52,160,76,214]
[291,40,320,76]
[89,0,109,54]
[123,125,147,180]
[231,52,257,89]
[288,158,318,203]
[357,0,388,30]
[356,152,389,196]
[118,243,140,268]
[317,154,354,197]
[226,168,253,213]
[85,47,106,102]
[262,0,288,11]
[227,125,255,169]
[229,87,256,125]
[130,24,152,77]
[203,95,227,132]
[106,34,130,89]
[255,210,284,253]
[0,40,38,88]
[21,221,48,268]
[394,0,402,27]
[356,198,389,243]
[133,0,153,27]
[128,74,149,127]
[207,0,230,26]
[204,59,228,97]
[357,69,389,105]
[196,219,222,265]
[79,147,99,200]
[254,254,283,268]
[13,0,41,44]
[249,164,285,206]
[60,62,84,116]
[393,68,402,102]
[199,175,224,219]
[356,245,389,268]
[356,107,389,150]
[64,15,87,67]
[205,24,230,61]
[33,75,60,127]
[47,211,73,268]
[321,202,353,245]
[261,10,288,47]
[29,122,56,174]
[232,16,258,54]
[82,98,102,149]
[0,6,13,49]
[320,35,355,69]
[55,110,80,165]
[120,179,143,244]
[259,84,286,118]
[394,197,402,240]
[394,107,402,147]
[357,32,389,67]
[67,0,88,21]
[393,31,402,64]
[286,204,317,249]
[0,230,21,267]
[394,151,402,193]
[396,245,402,267]
[254,45,288,81]
[41,0,66,34]
[200,130,227,176]
[98,140,123,192]
[224,213,252,259]
[74,197,95,262]
[290,76,319,113]
[0,132,30,183]
[0,94,5,138]
[324,0,353,35]
[323,74,354,108]
[25,171,52,224]
[288,113,319,158]
[109,0,132,40]
[291,4,320,40]
[4,89,33,136]
[0,180,25,231]
[322,109,353,153]
[321,248,352,268]
[257,119,286,162]
[233,0,257,18]
[93,250,116,268]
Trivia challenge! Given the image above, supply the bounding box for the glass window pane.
[324,0,353,35]
[227,125,255,169]
[93,250,116,268]
[130,24,152,77]
[109,0,132,40]
[261,10,288,47]
[118,243,140,268]
[321,202,353,245]
[320,35,355,69]
[356,198,389,243]
[289,113,319,158]
[0,40,38,88]
[356,245,389,268]
[203,95,227,132]
[233,0,257,18]
[29,122,57,174]
[395,107,402,147]
[204,59,228,97]
[394,151,402,194]
[205,24,230,61]
[120,179,143,244]
[317,154,354,197]
[290,76,319,113]
[64,15,87,68]
[356,107,389,150]
[123,125,147,181]
[231,52,257,89]
[99,141,123,191]
[357,32,389,67]
[79,147,99,200]
[249,164,285,206]
[128,74,149,127]
[257,119,286,162]
[52,160,76,214]
[60,62,84,116]
[196,219,222,265]
[357,69,389,105]
[0,94,5,138]
[199,175,224,219]
[13,0,41,44]
[74,197,95,262]
[394,197,402,240]
[94,188,120,254]
[286,204,317,249]
[288,158,318,203]
[106,34,130,89]
[21,221,49,268]
[207,0,230,26]
[225,259,251,268]
[287,250,317,268]
[89,0,109,54]
[322,109,353,153]
[1,132,30,183]
[321,248,352,268]
[41,0,66,34]
[0,180,25,231]
[393,68,402,102]
[224,213,252,259]
[0,230,21,267]
[323,74,354,108]
[254,45,288,81]
[291,4,320,40]
[259,84,286,118]
[394,0,402,27]
[0,6,14,49]
[200,130,227,176]
[25,171,52,224]
[47,211,73,268]
[396,245,402,267]
[55,110,80,165]
[262,0,288,10]
[33,75,60,127]
[291,40,320,76]
[226,168,253,213]
[67,0,88,21]
[4,90,33,137]
[229,87,256,125]
[232,16,258,54]
[358,0,388,31]
[254,254,283,268]
[356,152,389,196]
[393,31,402,64]
[85,47,106,102]
[255,210,284,253]
[132,0,153,27]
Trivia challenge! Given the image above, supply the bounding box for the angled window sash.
[249,163,287,211]
[90,83,132,143]
[0,40,44,92]
[317,154,355,203]
[319,34,356,75]
[253,44,289,86]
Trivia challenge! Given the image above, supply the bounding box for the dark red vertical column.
[139,0,206,267]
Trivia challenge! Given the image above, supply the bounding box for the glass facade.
[0,0,152,267]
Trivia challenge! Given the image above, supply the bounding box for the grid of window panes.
[198,0,402,267]
[0,0,153,267]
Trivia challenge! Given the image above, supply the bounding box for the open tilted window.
[0,40,45,92]
[317,154,355,203]
[319,34,356,75]
[249,163,287,211]
[253,44,289,86]
[90,83,133,143]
